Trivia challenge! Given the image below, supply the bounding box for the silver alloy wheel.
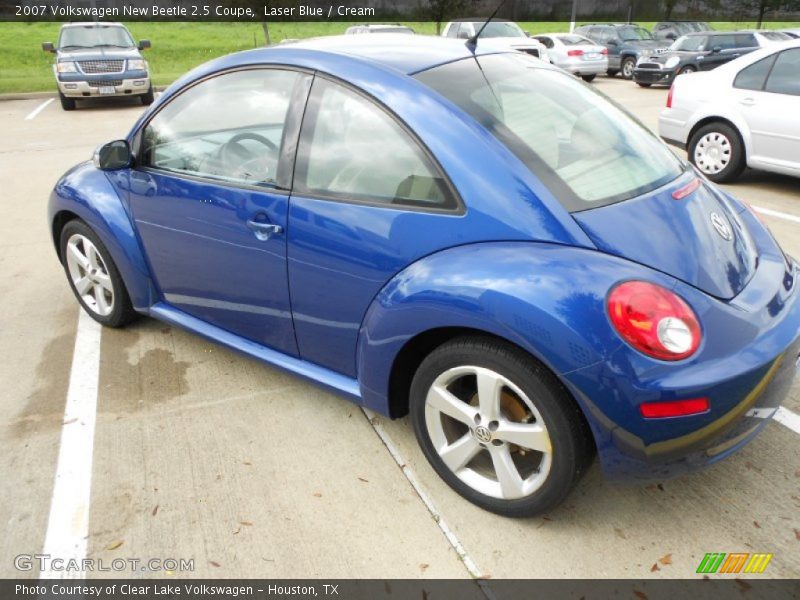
[622,59,635,78]
[694,131,732,175]
[424,365,553,500]
[65,233,114,317]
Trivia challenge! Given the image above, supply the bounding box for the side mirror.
[712,45,722,53]
[666,33,677,40]
[138,39,151,50]
[524,30,531,37]
[42,42,55,53]
[93,140,132,171]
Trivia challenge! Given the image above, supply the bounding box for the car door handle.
[246,219,283,241]
[739,97,756,107]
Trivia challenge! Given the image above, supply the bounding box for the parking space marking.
[24,98,54,121]
[775,407,800,436]
[40,309,101,579]
[752,205,800,225]
[361,408,485,581]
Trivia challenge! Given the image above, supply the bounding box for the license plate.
[98,86,116,95]
[585,52,602,60]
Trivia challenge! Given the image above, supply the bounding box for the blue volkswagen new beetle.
[49,35,800,516]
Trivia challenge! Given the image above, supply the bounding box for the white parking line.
[751,205,800,225]
[40,309,101,579]
[775,406,800,436]
[24,98,54,121]
[361,408,489,584]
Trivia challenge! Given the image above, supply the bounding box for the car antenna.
[467,0,507,50]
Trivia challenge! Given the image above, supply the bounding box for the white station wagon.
[659,39,800,182]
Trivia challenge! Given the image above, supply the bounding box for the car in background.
[344,24,415,35]
[442,19,548,60]
[781,28,800,39]
[660,40,800,181]
[652,21,713,42]
[634,31,767,88]
[532,33,608,81]
[42,22,153,111]
[49,35,800,517]
[741,29,794,44]
[574,23,670,79]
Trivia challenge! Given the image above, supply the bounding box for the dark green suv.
[574,23,671,79]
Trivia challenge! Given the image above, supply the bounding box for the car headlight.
[640,49,653,58]
[665,56,681,69]
[127,59,147,71]
[56,61,77,73]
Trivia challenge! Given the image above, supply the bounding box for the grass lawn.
[1,21,797,94]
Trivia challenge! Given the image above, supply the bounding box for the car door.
[128,68,312,355]
[734,48,800,173]
[287,76,463,377]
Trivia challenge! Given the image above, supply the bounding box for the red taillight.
[607,281,701,361]
[601,48,608,55]
[567,49,584,57]
[640,398,709,418]
[666,85,674,108]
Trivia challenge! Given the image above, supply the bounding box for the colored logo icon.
[697,552,773,574]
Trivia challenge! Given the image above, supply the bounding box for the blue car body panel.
[48,36,800,482]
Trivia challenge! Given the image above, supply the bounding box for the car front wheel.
[141,85,155,105]
[59,91,76,111]
[621,57,636,79]
[60,220,137,327]
[410,337,594,517]
[688,122,746,183]
[581,74,597,82]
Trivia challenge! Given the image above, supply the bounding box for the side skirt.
[148,302,364,405]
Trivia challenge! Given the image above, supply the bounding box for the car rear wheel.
[60,220,137,328]
[580,74,596,82]
[688,122,746,183]
[621,57,636,79]
[59,92,76,111]
[636,82,652,87]
[410,336,594,517]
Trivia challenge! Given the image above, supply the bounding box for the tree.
[425,0,467,35]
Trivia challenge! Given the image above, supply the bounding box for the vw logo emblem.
[710,212,732,241]
[474,426,492,443]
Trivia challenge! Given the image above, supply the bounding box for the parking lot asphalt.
[1,77,799,581]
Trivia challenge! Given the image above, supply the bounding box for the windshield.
[476,22,526,38]
[672,35,707,51]
[760,31,791,41]
[558,34,593,46]
[618,26,654,41]
[58,25,134,49]
[415,54,684,211]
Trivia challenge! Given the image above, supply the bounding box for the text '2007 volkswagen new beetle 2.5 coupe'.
[49,35,800,517]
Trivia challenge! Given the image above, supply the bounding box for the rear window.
[558,34,592,46]
[760,31,791,41]
[415,54,684,211]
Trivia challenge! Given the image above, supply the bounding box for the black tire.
[688,122,746,183]
[59,91,76,111]
[678,65,697,76]
[636,82,652,88]
[141,85,155,105]
[606,69,619,77]
[581,74,597,82]
[621,57,636,80]
[410,336,594,518]
[59,220,137,328]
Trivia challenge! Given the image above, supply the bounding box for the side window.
[141,69,303,187]
[734,55,777,91]
[734,33,757,48]
[535,36,555,49]
[713,34,737,50]
[295,78,457,210]
[765,48,800,96]
[446,23,458,38]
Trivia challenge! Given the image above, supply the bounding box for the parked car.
[42,22,153,111]
[442,19,548,61]
[344,24,414,35]
[574,23,670,78]
[781,28,800,39]
[652,21,713,42]
[660,39,800,181]
[740,29,795,44]
[49,36,800,517]
[634,31,767,88]
[532,33,608,81]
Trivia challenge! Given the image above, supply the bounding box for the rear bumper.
[557,58,608,75]
[634,67,677,86]
[658,110,690,148]
[565,233,800,480]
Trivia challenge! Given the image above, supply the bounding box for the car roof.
[712,37,800,75]
[278,34,501,74]
[61,22,126,28]
[449,18,513,23]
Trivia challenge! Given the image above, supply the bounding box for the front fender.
[356,242,679,415]
[48,162,155,310]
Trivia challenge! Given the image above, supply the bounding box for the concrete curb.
[0,86,168,102]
